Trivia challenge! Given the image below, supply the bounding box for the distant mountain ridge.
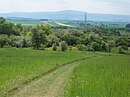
[0,10,130,22]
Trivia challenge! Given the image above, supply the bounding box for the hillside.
[1,10,130,22]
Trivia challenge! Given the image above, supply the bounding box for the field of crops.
[7,20,43,25]
[64,55,130,97]
[47,21,60,27]
[45,21,74,28]
[0,48,96,96]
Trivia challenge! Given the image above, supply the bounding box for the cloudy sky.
[0,0,130,15]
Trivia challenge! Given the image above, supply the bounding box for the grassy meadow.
[0,48,96,96]
[64,55,130,97]
[0,48,129,97]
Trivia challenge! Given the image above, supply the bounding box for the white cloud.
[0,0,130,15]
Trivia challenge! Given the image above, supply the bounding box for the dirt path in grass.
[11,61,81,97]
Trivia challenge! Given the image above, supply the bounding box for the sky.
[0,0,130,15]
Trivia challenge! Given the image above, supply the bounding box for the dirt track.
[11,61,80,97]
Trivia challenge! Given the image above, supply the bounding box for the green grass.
[7,20,43,25]
[0,48,96,96]
[64,55,130,97]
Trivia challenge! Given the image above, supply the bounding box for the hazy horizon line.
[0,10,130,16]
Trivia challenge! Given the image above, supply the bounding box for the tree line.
[0,17,130,54]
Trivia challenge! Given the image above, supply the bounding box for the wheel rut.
[11,61,80,97]
[10,56,97,97]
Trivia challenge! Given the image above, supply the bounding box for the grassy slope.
[0,48,96,96]
[64,55,130,97]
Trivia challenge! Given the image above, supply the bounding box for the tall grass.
[0,48,96,96]
[64,55,130,97]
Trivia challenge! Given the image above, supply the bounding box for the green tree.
[0,17,15,35]
[31,28,46,50]
[7,35,16,47]
[62,34,79,46]
[100,41,107,51]
[15,24,23,32]
[0,35,8,48]
[21,38,28,48]
[52,43,57,51]
[77,44,87,51]
[0,17,6,23]
[108,40,115,53]
[61,41,68,51]
[91,42,100,51]
[38,25,52,35]
[46,35,59,48]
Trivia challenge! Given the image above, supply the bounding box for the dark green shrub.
[77,44,87,51]
[52,43,57,51]
[0,35,8,48]
[86,46,95,52]
[121,45,128,50]
[21,38,28,48]
[91,42,100,51]
[61,41,68,51]
[118,46,128,54]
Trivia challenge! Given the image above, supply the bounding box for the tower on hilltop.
[84,12,87,27]
[85,12,87,24]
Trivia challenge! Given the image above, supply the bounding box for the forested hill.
[0,10,130,22]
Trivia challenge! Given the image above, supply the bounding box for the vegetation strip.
[0,17,130,54]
